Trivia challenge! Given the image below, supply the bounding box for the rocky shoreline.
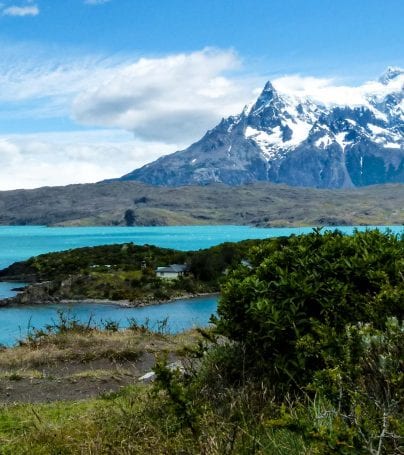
[0,283,218,308]
[60,292,219,308]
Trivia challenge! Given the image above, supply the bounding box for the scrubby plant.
[216,229,403,388]
[102,319,120,332]
[312,317,403,454]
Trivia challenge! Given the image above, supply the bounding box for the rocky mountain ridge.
[120,67,404,188]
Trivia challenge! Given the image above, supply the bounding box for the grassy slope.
[0,385,309,454]
[0,181,403,227]
[0,326,210,454]
[0,325,308,455]
[0,316,401,454]
[0,323,201,401]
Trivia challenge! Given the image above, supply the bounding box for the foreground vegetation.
[0,316,207,452]
[0,229,402,454]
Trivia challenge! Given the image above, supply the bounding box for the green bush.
[216,229,403,388]
[313,317,403,453]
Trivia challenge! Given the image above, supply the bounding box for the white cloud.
[0,55,121,104]
[2,4,39,16]
[272,71,404,107]
[0,43,401,190]
[0,130,176,190]
[0,47,263,189]
[71,51,403,142]
[0,49,259,143]
[72,48,259,143]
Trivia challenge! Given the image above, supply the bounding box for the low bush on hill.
[217,229,403,388]
[153,229,403,453]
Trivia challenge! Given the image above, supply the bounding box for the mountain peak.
[117,69,404,189]
[249,80,280,114]
[379,66,404,85]
[262,80,275,92]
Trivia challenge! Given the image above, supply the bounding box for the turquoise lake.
[0,225,329,269]
[1,224,402,270]
[0,295,219,347]
[0,225,402,346]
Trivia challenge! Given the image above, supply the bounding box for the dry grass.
[0,327,205,404]
[68,369,130,380]
[0,328,201,369]
[0,369,44,380]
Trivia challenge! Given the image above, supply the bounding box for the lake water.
[0,295,219,347]
[1,225,402,270]
[0,225,402,346]
[0,225,324,270]
[0,282,27,299]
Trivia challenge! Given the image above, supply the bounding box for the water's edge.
[0,294,219,346]
[60,292,220,308]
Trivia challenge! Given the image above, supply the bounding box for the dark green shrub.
[124,209,136,226]
[153,287,170,301]
[216,230,403,388]
[102,319,120,332]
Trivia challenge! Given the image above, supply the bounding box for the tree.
[124,209,136,226]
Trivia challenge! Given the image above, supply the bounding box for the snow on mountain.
[118,68,404,188]
[378,66,404,85]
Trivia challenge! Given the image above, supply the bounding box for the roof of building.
[156,264,188,273]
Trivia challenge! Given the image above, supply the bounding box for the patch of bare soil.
[0,328,199,403]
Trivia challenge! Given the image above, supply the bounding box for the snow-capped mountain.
[119,67,404,188]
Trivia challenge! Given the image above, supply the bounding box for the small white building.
[155,264,188,279]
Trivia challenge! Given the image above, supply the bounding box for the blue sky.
[0,0,403,189]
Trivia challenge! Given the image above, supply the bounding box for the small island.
[0,240,260,307]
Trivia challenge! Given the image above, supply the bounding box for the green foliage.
[264,396,368,455]
[25,242,188,281]
[217,230,403,387]
[189,241,252,283]
[153,357,200,437]
[313,317,403,454]
[0,239,262,304]
[124,208,136,226]
[102,319,120,332]
[261,317,404,455]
